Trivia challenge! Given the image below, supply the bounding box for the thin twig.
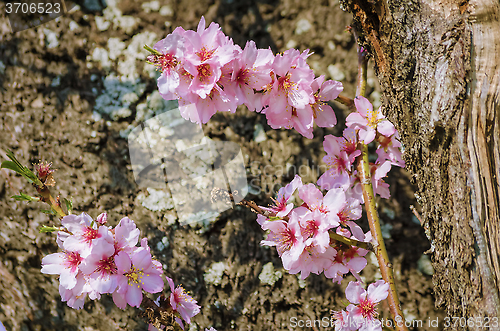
[410,205,424,226]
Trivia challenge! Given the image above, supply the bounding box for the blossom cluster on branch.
[40,212,203,330]
[254,94,404,280]
[148,17,343,138]
[41,212,164,310]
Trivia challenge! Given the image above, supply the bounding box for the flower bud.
[96,212,108,225]
[35,161,56,186]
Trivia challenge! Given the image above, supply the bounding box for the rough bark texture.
[343,0,500,328]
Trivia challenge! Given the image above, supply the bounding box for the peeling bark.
[343,0,500,328]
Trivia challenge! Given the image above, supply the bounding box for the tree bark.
[343,0,500,328]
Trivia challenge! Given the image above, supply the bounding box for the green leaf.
[64,197,73,215]
[144,44,161,55]
[39,225,60,233]
[41,209,56,215]
[12,193,39,202]
[2,150,42,186]
[1,160,23,173]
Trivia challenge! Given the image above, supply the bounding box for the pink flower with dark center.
[345,280,389,331]
[376,133,405,168]
[310,76,343,128]
[324,228,369,284]
[261,174,303,218]
[79,239,118,297]
[346,96,396,144]
[292,208,332,253]
[261,216,305,269]
[182,17,238,99]
[41,251,83,290]
[220,40,274,111]
[167,277,201,329]
[317,134,353,191]
[298,184,345,228]
[263,49,315,135]
[60,213,113,258]
[152,33,185,99]
[337,128,362,166]
[337,198,364,239]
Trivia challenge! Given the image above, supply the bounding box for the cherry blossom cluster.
[255,95,404,277]
[40,212,210,330]
[318,96,404,199]
[148,17,343,138]
[41,212,164,310]
[257,175,371,283]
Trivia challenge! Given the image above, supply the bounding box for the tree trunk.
[343,0,500,328]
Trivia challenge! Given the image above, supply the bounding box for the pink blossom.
[263,49,315,137]
[113,249,164,309]
[58,273,89,309]
[261,174,303,218]
[346,96,396,144]
[60,213,112,258]
[256,214,270,227]
[288,105,315,138]
[345,280,389,331]
[41,251,83,290]
[310,76,343,128]
[298,184,345,228]
[167,277,201,328]
[352,161,392,200]
[96,212,108,225]
[376,133,405,168]
[178,83,238,124]
[292,208,331,252]
[337,198,364,239]
[220,40,274,111]
[288,244,336,280]
[340,128,362,164]
[79,238,118,297]
[152,33,185,99]
[113,217,140,255]
[317,134,353,191]
[373,161,392,198]
[182,17,238,99]
[324,229,369,283]
[261,217,305,269]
